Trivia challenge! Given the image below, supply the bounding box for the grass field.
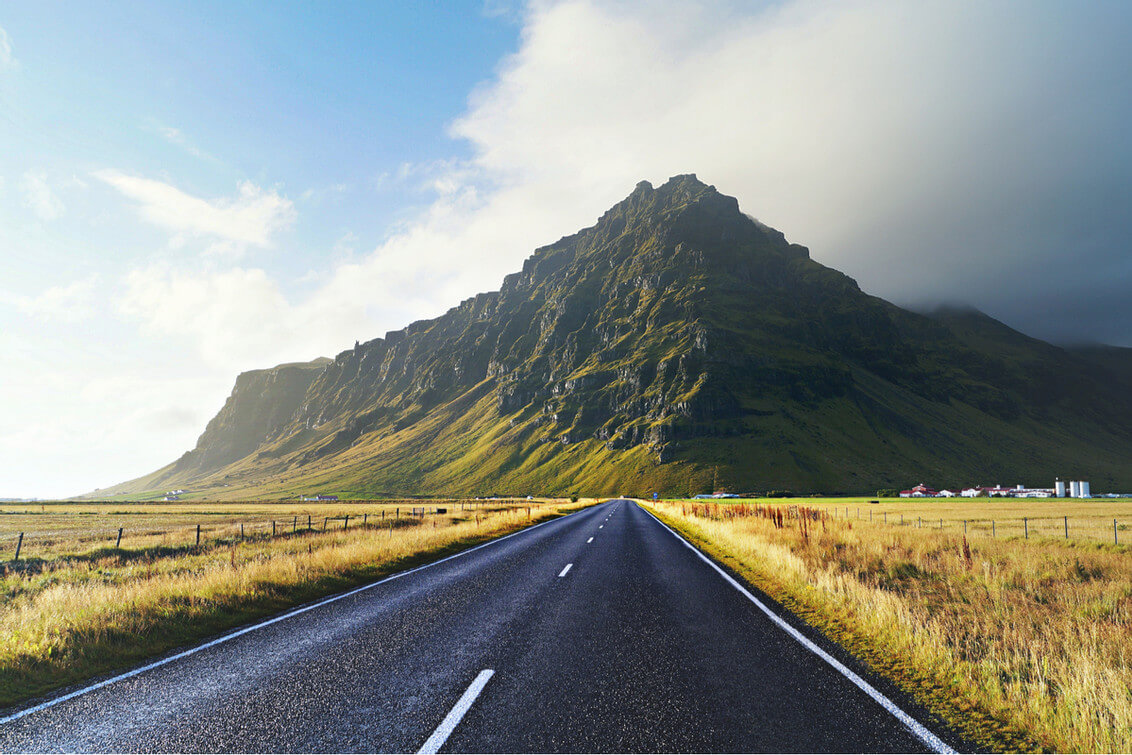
[0,498,586,709]
[772,496,1131,545]
[646,497,1132,753]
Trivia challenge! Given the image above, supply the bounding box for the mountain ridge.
[97,175,1132,498]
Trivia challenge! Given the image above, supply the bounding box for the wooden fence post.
[363,514,368,526]
[14,532,23,561]
[1024,517,1028,539]
[323,517,328,531]
[115,527,123,549]
[293,516,297,534]
[963,519,967,534]
[240,523,244,539]
[343,515,349,530]
[307,514,312,531]
[272,520,276,537]
[196,524,201,547]
[1115,519,1119,545]
[1064,515,1068,539]
[992,520,996,538]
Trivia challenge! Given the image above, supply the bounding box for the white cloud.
[0,25,15,69]
[118,266,295,368]
[20,170,64,220]
[94,171,296,250]
[155,124,219,163]
[13,276,100,322]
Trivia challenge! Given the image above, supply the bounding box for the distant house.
[960,488,982,497]
[938,489,956,497]
[899,484,939,498]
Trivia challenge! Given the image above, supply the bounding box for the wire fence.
[677,501,1128,546]
[2,499,542,563]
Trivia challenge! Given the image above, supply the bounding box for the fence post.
[343,515,349,530]
[1115,519,1119,545]
[884,512,887,524]
[963,519,967,534]
[14,532,23,561]
[115,527,123,549]
[240,523,244,539]
[272,520,276,537]
[1064,515,1068,539]
[939,518,942,530]
[196,523,201,547]
[292,516,297,533]
[992,520,996,538]
[918,516,921,529]
[363,514,368,526]
[1024,517,1028,539]
[323,517,327,531]
[307,514,312,531]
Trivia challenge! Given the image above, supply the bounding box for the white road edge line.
[587,537,593,543]
[558,563,573,577]
[639,505,956,755]
[417,669,494,754]
[0,506,597,726]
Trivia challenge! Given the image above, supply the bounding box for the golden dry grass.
[0,498,588,708]
[646,499,1132,753]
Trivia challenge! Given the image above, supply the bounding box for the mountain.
[100,175,1132,498]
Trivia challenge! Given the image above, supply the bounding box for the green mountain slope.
[100,176,1132,498]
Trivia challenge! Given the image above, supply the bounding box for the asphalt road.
[0,500,958,753]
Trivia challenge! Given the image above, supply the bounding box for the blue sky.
[3,1,1132,498]
[2,1,518,289]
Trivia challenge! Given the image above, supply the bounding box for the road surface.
[0,500,959,753]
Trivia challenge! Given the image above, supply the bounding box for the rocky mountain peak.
[102,176,1132,498]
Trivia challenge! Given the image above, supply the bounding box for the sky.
[2,0,1131,498]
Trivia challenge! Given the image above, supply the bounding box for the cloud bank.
[133,0,1132,379]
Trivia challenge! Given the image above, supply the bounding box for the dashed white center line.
[417,669,494,754]
[587,537,593,543]
[558,563,573,577]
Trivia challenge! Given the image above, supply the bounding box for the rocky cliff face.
[173,359,330,474]
[106,175,1132,497]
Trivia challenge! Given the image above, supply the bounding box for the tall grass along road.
[0,500,571,708]
[647,499,1132,753]
[0,500,959,753]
